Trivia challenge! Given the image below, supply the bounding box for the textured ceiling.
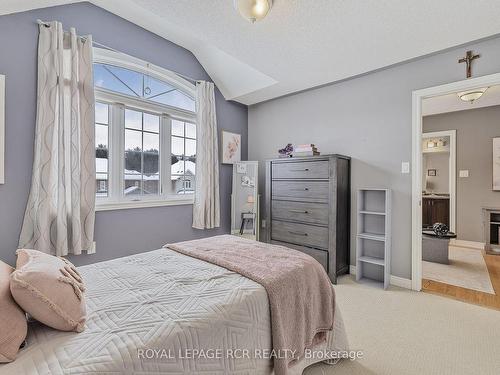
[3,1,500,105]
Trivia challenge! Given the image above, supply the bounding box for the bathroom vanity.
[422,195,450,228]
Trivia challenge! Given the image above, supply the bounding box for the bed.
[2,246,348,374]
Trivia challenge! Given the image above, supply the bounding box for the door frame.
[422,129,457,233]
[411,72,500,291]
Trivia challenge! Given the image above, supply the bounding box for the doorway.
[421,130,456,233]
[411,73,500,302]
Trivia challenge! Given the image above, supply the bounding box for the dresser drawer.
[272,200,329,226]
[271,240,328,272]
[272,181,329,203]
[272,160,329,179]
[271,220,329,249]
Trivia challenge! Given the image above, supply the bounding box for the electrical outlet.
[401,162,410,174]
[459,170,469,178]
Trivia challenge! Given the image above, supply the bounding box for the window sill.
[95,196,194,212]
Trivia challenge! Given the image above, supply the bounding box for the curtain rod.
[36,19,200,84]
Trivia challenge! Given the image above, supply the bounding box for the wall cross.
[458,50,480,78]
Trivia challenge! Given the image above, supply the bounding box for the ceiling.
[423,84,500,116]
[4,1,500,105]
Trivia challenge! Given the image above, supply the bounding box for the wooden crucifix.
[458,50,480,78]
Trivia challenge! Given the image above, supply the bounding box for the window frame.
[93,48,197,211]
[171,120,197,195]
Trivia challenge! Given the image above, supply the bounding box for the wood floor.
[422,251,500,310]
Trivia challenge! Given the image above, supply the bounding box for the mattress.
[1,248,348,375]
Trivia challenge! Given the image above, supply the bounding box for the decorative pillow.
[0,260,27,363]
[10,249,86,332]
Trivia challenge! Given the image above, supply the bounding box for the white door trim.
[0,75,4,184]
[422,129,457,233]
[411,72,500,291]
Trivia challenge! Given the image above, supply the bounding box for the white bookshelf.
[356,189,391,289]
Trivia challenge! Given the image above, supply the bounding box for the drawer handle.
[289,210,309,214]
[290,168,310,172]
[288,231,308,236]
[291,187,310,192]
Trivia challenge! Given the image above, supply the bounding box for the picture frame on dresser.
[265,154,351,283]
[0,74,5,184]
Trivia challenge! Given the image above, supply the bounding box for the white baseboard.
[348,265,412,289]
[449,239,485,250]
[389,275,413,289]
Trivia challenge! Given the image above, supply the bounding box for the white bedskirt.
[2,248,348,374]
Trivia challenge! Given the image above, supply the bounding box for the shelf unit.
[356,189,391,289]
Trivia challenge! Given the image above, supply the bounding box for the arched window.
[93,48,197,210]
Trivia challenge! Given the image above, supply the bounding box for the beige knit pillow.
[0,260,27,363]
[10,249,86,332]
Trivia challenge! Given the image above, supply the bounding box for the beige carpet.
[422,246,495,294]
[304,276,500,375]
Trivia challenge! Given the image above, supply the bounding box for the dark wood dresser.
[265,155,351,283]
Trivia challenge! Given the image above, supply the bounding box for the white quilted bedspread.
[1,248,347,375]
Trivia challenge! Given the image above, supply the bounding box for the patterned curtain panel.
[192,81,220,229]
[19,21,96,256]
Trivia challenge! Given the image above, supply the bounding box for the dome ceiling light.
[234,0,273,23]
[457,87,488,104]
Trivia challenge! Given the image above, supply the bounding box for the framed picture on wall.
[0,74,5,184]
[493,137,500,191]
[221,130,241,164]
[427,169,437,177]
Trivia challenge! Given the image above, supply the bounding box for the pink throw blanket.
[165,235,335,375]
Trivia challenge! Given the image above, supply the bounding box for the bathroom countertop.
[422,194,450,199]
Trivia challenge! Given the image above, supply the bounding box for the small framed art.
[221,130,241,164]
[494,137,500,191]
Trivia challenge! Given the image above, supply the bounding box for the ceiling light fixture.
[457,87,488,104]
[234,0,273,23]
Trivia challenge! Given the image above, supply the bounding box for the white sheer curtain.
[19,21,96,256]
[193,81,220,229]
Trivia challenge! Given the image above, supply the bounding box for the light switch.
[459,170,469,178]
[401,162,410,174]
[261,219,266,228]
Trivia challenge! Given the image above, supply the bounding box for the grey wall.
[0,2,248,267]
[249,37,500,279]
[422,152,450,193]
[424,106,500,242]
